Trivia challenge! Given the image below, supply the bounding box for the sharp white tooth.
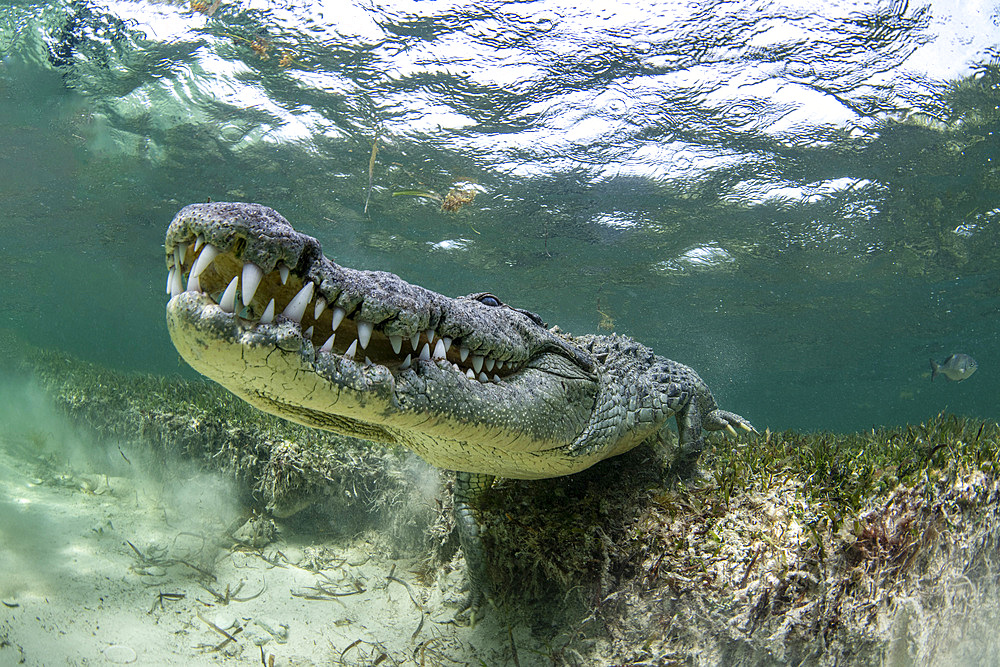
[281,282,314,323]
[472,355,484,373]
[419,343,431,361]
[410,332,420,350]
[389,335,403,354]
[466,368,475,379]
[194,235,204,252]
[478,371,489,382]
[241,263,264,306]
[492,374,500,382]
[278,263,289,284]
[442,337,452,353]
[496,360,504,370]
[260,298,275,324]
[320,334,335,352]
[174,247,183,268]
[304,325,314,339]
[357,321,374,349]
[399,354,411,370]
[364,357,373,367]
[190,244,219,279]
[166,268,174,295]
[169,267,184,298]
[425,329,435,345]
[485,357,495,372]
[459,346,469,362]
[330,307,346,331]
[186,270,201,292]
[219,275,239,313]
[452,363,460,372]
[314,295,327,320]
[432,339,447,359]
[344,339,358,359]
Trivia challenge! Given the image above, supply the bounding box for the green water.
[1,0,999,432]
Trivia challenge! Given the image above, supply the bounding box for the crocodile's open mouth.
[165,235,518,384]
[163,203,601,476]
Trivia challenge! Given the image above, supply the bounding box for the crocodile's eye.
[477,294,502,307]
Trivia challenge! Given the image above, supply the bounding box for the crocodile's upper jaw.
[164,203,602,479]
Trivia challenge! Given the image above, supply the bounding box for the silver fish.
[930,354,978,382]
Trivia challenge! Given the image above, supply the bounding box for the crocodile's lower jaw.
[166,291,403,443]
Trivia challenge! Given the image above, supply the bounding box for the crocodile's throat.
[164,203,600,478]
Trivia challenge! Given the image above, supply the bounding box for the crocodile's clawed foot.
[707,409,757,437]
[454,589,495,626]
[454,598,477,626]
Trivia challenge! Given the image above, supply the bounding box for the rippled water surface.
[1,0,999,430]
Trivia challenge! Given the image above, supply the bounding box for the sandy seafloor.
[0,387,544,667]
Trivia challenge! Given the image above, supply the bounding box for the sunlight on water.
[0,2,999,662]
[0,0,997,429]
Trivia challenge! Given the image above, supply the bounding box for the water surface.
[1,0,998,431]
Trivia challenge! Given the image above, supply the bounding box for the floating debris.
[392,183,479,213]
[249,36,271,60]
[218,32,276,62]
[392,189,440,201]
[364,135,378,215]
[440,186,476,213]
[189,0,221,16]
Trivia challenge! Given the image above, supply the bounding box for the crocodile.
[163,202,754,612]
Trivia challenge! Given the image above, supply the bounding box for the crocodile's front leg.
[453,470,495,620]
[677,399,705,463]
[673,377,756,472]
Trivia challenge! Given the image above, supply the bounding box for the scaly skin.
[163,202,754,613]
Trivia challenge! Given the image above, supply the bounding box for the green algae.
[480,417,1000,664]
[3,333,998,664]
